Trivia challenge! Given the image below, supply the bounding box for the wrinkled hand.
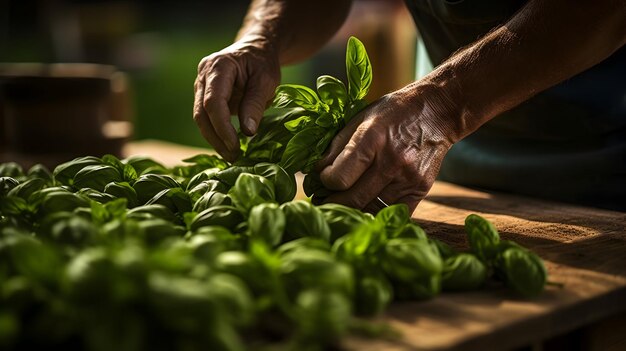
[317,84,461,214]
[194,36,280,162]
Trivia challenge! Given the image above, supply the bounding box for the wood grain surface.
[345,182,626,351]
[125,140,626,351]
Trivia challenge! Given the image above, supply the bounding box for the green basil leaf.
[101,154,125,173]
[133,174,182,204]
[354,272,393,317]
[126,204,180,224]
[122,163,138,182]
[318,203,372,242]
[182,154,229,169]
[190,205,244,232]
[248,203,285,247]
[53,156,102,186]
[284,115,314,133]
[314,112,336,128]
[0,162,24,178]
[280,200,331,243]
[346,36,372,101]
[7,178,45,200]
[73,165,123,192]
[207,273,254,327]
[429,238,457,259]
[0,177,20,196]
[332,220,386,263]
[392,222,428,241]
[295,289,351,342]
[381,238,442,299]
[279,127,326,174]
[272,84,322,111]
[441,253,487,291]
[104,181,138,208]
[252,163,296,204]
[214,251,271,295]
[192,190,232,213]
[40,192,90,215]
[228,173,276,213]
[77,188,117,203]
[27,164,53,182]
[498,247,547,298]
[375,204,410,236]
[123,156,166,175]
[316,75,348,112]
[145,188,192,214]
[281,249,354,299]
[464,214,500,263]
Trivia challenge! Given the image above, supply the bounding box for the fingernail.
[244,118,257,134]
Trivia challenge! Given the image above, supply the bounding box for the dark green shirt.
[405,0,626,211]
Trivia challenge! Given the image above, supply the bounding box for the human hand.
[316,83,463,214]
[194,35,281,162]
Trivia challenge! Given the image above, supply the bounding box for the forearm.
[418,0,626,141]
[236,0,352,65]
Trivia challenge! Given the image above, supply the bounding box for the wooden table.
[125,140,626,351]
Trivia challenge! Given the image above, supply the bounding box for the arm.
[236,0,352,65]
[433,0,626,141]
[318,0,626,212]
[194,0,352,161]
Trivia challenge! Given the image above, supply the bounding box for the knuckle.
[197,56,212,73]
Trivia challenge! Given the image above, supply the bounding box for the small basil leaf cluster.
[239,36,372,202]
[464,214,547,297]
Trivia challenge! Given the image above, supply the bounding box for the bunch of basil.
[238,36,373,201]
[0,36,548,351]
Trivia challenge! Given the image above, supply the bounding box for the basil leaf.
[284,115,314,133]
[315,112,336,128]
[346,36,372,102]
[316,75,348,112]
[279,127,326,174]
[272,84,322,111]
[182,154,229,169]
[228,173,276,213]
[498,247,547,298]
[375,204,410,236]
[248,203,285,247]
[464,214,500,263]
[441,253,487,291]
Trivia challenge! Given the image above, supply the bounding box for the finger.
[315,113,364,171]
[194,78,231,159]
[320,126,382,191]
[203,57,241,153]
[322,165,392,210]
[238,73,276,136]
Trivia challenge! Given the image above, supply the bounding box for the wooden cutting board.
[124,140,626,351]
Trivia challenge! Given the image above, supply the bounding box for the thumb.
[239,74,276,136]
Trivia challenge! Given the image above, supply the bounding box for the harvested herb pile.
[0,38,547,351]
